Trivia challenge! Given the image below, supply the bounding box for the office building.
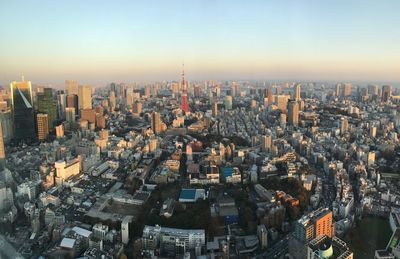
[65,80,78,95]
[55,158,80,180]
[266,87,274,106]
[151,112,161,134]
[335,83,341,97]
[133,101,142,115]
[37,113,49,141]
[66,94,79,115]
[66,107,76,123]
[0,111,13,144]
[142,225,205,257]
[55,124,64,138]
[109,91,116,111]
[294,208,334,243]
[78,85,92,110]
[341,117,349,134]
[382,85,392,103]
[121,216,133,244]
[343,83,351,98]
[10,80,35,140]
[294,83,301,101]
[81,109,96,124]
[57,91,67,119]
[225,95,233,110]
[288,101,299,127]
[37,88,57,131]
[257,224,268,249]
[0,121,5,169]
[276,95,289,113]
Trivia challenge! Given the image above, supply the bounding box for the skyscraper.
[10,80,35,140]
[294,83,301,101]
[343,83,351,98]
[276,95,289,113]
[151,111,161,134]
[0,121,5,170]
[66,94,79,115]
[181,66,190,113]
[65,107,76,123]
[110,91,116,111]
[65,80,78,95]
[37,88,57,131]
[291,208,334,258]
[341,117,349,134]
[288,101,299,127]
[266,87,274,106]
[37,113,49,141]
[78,85,92,110]
[382,85,392,103]
[57,91,67,120]
[335,83,341,97]
[0,111,13,144]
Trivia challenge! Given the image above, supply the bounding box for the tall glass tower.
[37,88,57,131]
[10,80,35,141]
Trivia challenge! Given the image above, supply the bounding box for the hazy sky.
[1,1,399,86]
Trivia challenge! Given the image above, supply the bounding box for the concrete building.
[55,158,80,180]
[37,113,49,141]
[78,85,92,110]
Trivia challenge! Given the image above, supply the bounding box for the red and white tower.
[180,64,190,113]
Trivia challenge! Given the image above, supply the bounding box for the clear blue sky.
[0,0,399,86]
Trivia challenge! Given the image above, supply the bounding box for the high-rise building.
[37,88,57,131]
[261,135,272,152]
[81,109,96,123]
[65,107,76,123]
[55,124,64,138]
[65,80,78,95]
[341,117,349,134]
[121,216,133,245]
[37,113,49,141]
[293,208,334,243]
[382,85,392,103]
[0,111,13,144]
[335,83,341,97]
[10,80,35,140]
[151,111,161,134]
[225,95,233,110]
[145,85,151,98]
[294,83,301,101]
[57,91,67,120]
[288,101,299,127]
[0,121,5,169]
[266,87,274,106]
[257,225,268,249]
[66,94,79,115]
[110,91,116,111]
[276,95,289,113]
[181,66,190,113]
[368,84,378,96]
[231,82,239,97]
[343,83,351,98]
[78,85,92,110]
[133,101,142,115]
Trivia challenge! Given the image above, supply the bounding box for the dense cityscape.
[1,76,400,259]
[2,1,400,259]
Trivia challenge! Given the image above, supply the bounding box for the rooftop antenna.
[21,75,25,82]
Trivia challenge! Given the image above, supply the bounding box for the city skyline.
[1,1,400,86]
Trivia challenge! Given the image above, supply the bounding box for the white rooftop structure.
[60,237,76,249]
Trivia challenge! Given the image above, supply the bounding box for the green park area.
[344,217,392,258]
